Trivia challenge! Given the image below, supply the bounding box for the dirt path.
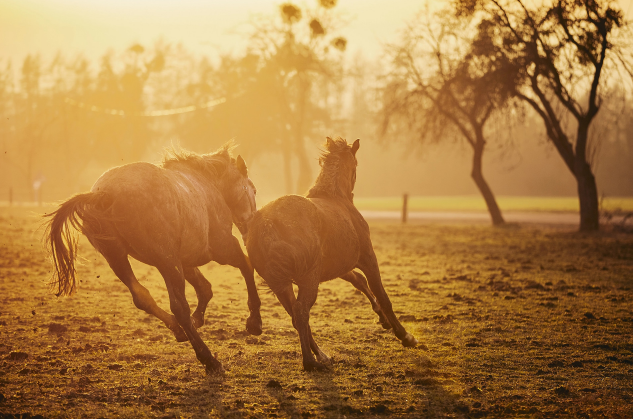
[1,207,632,418]
[362,210,584,225]
[363,210,633,228]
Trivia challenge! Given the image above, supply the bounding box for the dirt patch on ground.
[1,207,632,418]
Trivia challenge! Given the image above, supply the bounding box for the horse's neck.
[171,165,223,194]
[308,181,352,202]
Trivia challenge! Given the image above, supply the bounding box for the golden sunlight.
[1,0,633,417]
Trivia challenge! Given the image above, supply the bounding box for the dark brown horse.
[44,143,261,373]
[245,137,418,371]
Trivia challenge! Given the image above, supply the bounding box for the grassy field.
[351,196,633,213]
[1,206,632,418]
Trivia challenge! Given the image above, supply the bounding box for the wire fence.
[64,97,226,117]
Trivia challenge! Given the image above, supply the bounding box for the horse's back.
[92,162,161,193]
[246,195,321,289]
[89,162,215,266]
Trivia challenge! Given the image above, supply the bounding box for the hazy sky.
[0,0,435,65]
[3,0,631,65]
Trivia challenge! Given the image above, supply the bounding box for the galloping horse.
[44,143,261,373]
[246,137,418,371]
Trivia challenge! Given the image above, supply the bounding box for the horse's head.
[224,155,257,237]
[335,138,360,196]
[307,137,360,201]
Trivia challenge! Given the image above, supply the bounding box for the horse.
[44,143,261,373]
[245,137,418,371]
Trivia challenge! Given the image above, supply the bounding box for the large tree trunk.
[575,159,600,231]
[521,95,601,232]
[471,139,505,226]
[574,120,600,231]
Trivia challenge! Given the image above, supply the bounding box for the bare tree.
[382,9,515,225]
[247,1,347,194]
[456,0,631,231]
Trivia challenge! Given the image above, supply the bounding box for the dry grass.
[1,206,632,418]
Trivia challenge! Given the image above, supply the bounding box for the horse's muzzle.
[235,212,254,240]
[236,220,249,237]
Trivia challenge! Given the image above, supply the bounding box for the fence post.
[402,193,408,224]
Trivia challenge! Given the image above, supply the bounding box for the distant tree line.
[0,0,347,200]
[1,0,632,232]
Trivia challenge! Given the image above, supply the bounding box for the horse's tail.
[43,192,109,297]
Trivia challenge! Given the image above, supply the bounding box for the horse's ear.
[236,155,248,177]
[326,137,335,150]
[351,139,360,156]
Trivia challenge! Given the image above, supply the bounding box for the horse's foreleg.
[183,267,213,329]
[223,237,262,336]
[357,251,418,348]
[98,243,187,342]
[158,263,223,374]
[276,286,330,365]
[340,270,391,330]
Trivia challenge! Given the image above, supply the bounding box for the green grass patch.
[353,195,633,212]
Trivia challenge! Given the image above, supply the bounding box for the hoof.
[303,359,329,372]
[205,363,225,375]
[246,314,263,336]
[316,352,331,365]
[401,333,418,348]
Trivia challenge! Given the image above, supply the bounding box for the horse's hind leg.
[157,263,223,374]
[286,273,327,371]
[357,252,418,348]
[275,286,330,365]
[340,271,391,330]
[183,267,213,329]
[95,240,188,342]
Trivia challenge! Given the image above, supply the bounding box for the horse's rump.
[246,196,321,290]
[306,198,362,278]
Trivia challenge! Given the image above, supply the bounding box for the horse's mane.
[306,137,356,201]
[162,142,236,179]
